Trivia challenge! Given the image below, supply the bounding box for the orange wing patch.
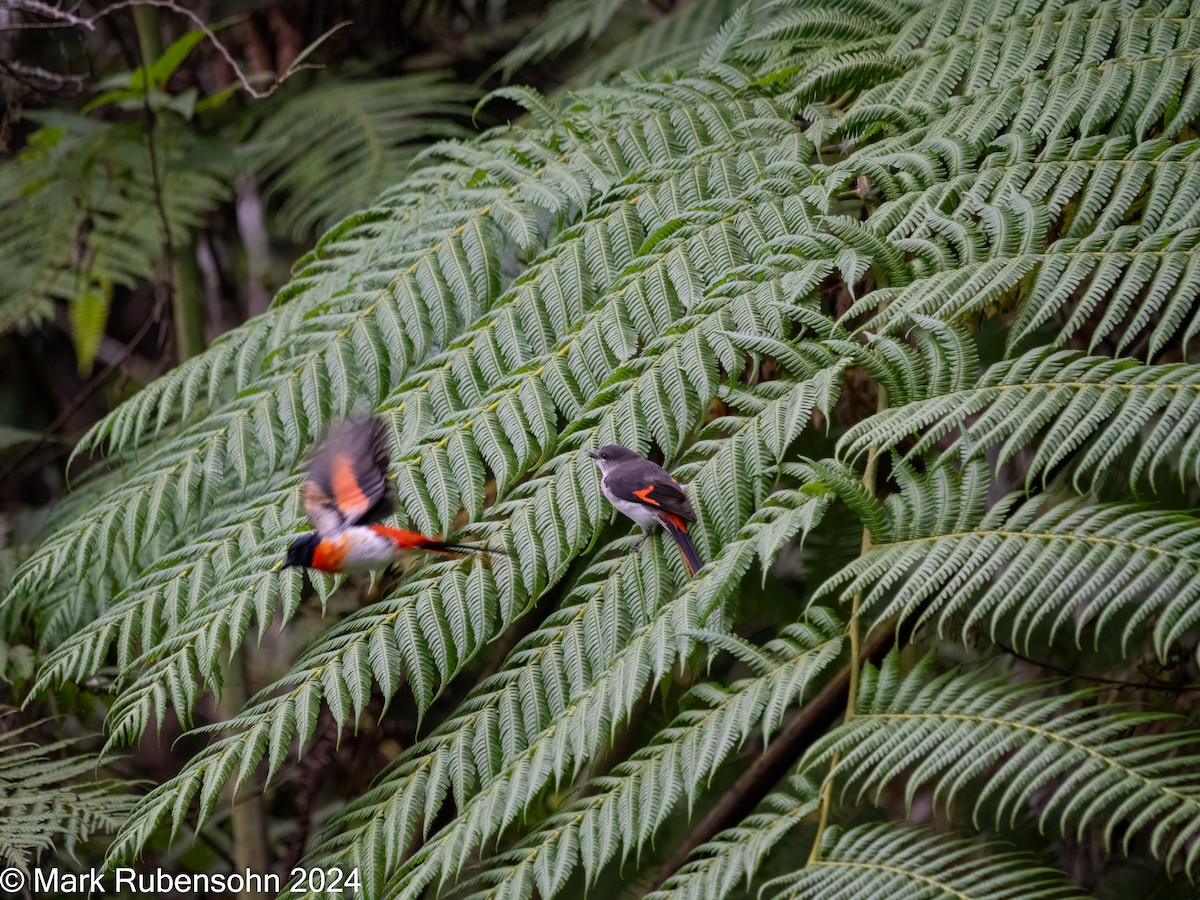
[633,485,660,506]
[303,481,332,511]
[331,453,370,519]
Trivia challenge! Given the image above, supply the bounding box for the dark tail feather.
[423,540,513,558]
[662,518,703,575]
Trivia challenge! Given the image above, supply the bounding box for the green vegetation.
[3,0,1200,897]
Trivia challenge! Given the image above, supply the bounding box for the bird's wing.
[302,416,394,535]
[606,459,696,522]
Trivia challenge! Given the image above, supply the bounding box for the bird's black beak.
[586,450,599,459]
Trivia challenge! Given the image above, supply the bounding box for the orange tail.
[662,514,703,575]
[372,525,510,557]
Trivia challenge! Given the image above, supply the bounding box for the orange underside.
[311,537,347,573]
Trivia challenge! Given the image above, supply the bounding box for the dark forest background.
[0,0,693,881]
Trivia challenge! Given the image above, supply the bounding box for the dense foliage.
[4,0,1200,896]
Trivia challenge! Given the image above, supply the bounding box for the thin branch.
[2,0,279,97]
[807,379,887,863]
[0,58,87,89]
[994,641,1200,693]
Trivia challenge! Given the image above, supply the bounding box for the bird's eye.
[600,452,608,459]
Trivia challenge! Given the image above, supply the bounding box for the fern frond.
[803,653,1200,875]
[584,0,747,80]
[453,610,844,900]
[495,0,634,80]
[766,822,1082,900]
[0,114,232,340]
[0,720,134,870]
[251,74,476,239]
[857,226,1200,357]
[839,349,1200,491]
[818,462,1200,657]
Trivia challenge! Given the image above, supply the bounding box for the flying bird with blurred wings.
[284,415,498,573]
[588,444,704,575]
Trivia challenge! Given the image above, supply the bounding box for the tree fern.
[0,113,233,364]
[0,720,133,870]
[764,823,1082,900]
[804,652,1200,872]
[249,75,478,240]
[5,0,1200,895]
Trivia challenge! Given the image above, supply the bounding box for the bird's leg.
[632,525,651,553]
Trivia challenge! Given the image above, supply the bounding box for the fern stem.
[219,652,270,897]
[172,247,207,362]
[845,435,881,721]
[649,623,897,891]
[808,383,886,864]
[132,6,163,66]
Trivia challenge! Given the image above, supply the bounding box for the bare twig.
[0,58,87,89]
[2,0,278,97]
[993,641,1200,693]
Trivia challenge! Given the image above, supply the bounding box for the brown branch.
[646,620,899,892]
[993,641,1200,693]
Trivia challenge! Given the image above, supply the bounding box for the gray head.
[586,444,640,474]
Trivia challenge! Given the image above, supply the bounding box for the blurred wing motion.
[302,416,394,536]
[285,415,509,573]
